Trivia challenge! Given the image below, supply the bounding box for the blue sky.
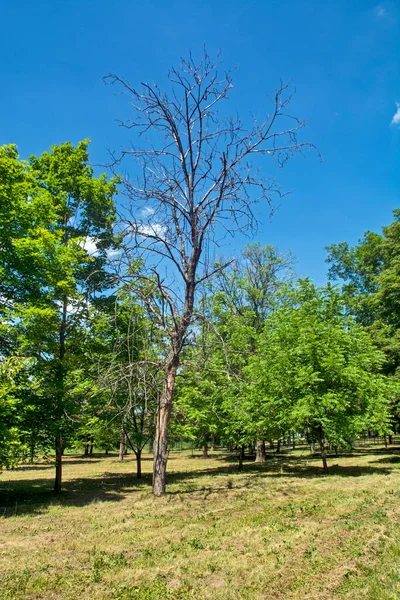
[1,0,399,284]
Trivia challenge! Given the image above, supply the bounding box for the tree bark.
[255,440,266,463]
[54,434,63,493]
[89,436,94,455]
[202,441,208,458]
[269,440,275,450]
[276,439,281,454]
[136,448,142,479]
[240,444,245,461]
[389,434,393,445]
[248,443,254,457]
[210,433,215,452]
[84,433,89,456]
[152,357,179,496]
[119,427,127,462]
[316,426,329,474]
[54,298,67,493]
[238,448,243,470]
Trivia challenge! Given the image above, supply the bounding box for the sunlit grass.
[1,444,400,599]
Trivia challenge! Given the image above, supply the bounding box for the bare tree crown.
[104,52,314,351]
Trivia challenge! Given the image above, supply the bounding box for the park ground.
[1,445,400,600]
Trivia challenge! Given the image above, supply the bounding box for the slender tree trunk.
[54,298,67,493]
[210,433,215,452]
[269,440,275,450]
[276,439,281,454]
[248,443,254,457]
[389,434,393,445]
[202,440,208,458]
[384,434,388,449]
[54,434,63,493]
[136,448,142,479]
[255,440,266,463]
[228,441,233,452]
[119,427,127,462]
[84,433,89,456]
[292,433,296,450]
[238,448,243,470]
[89,437,94,455]
[316,426,329,474]
[152,356,179,496]
[240,444,245,461]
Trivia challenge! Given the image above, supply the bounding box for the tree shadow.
[371,455,400,464]
[0,471,142,518]
[0,450,395,518]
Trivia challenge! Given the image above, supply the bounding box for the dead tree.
[105,52,315,495]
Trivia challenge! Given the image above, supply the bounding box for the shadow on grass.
[0,450,396,518]
[371,455,400,464]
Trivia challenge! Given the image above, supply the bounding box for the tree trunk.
[119,427,127,462]
[248,443,254,457]
[269,440,275,450]
[210,433,215,451]
[240,444,245,461]
[89,437,94,455]
[316,426,329,474]
[54,298,67,493]
[54,434,63,493]
[276,439,281,454]
[84,433,89,456]
[152,357,179,496]
[389,434,393,445]
[136,448,142,479]
[202,441,208,458]
[238,449,243,470]
[255,440,266,463]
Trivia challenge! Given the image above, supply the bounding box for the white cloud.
[138,223,167,239]
[106,247,122,259]
[391,103,400,126]
[141,206,155,218]
[79,236,99,256]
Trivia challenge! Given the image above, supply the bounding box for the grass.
[1,445,400,599]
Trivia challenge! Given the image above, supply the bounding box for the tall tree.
[106,53,314,494]
[0,141,117,491]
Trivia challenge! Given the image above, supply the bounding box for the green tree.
[248,282,394,472]
[0,141,118,490]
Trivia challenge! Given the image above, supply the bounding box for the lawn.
[1,445,400,599]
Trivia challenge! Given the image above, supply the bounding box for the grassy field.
[1,445,400,600]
